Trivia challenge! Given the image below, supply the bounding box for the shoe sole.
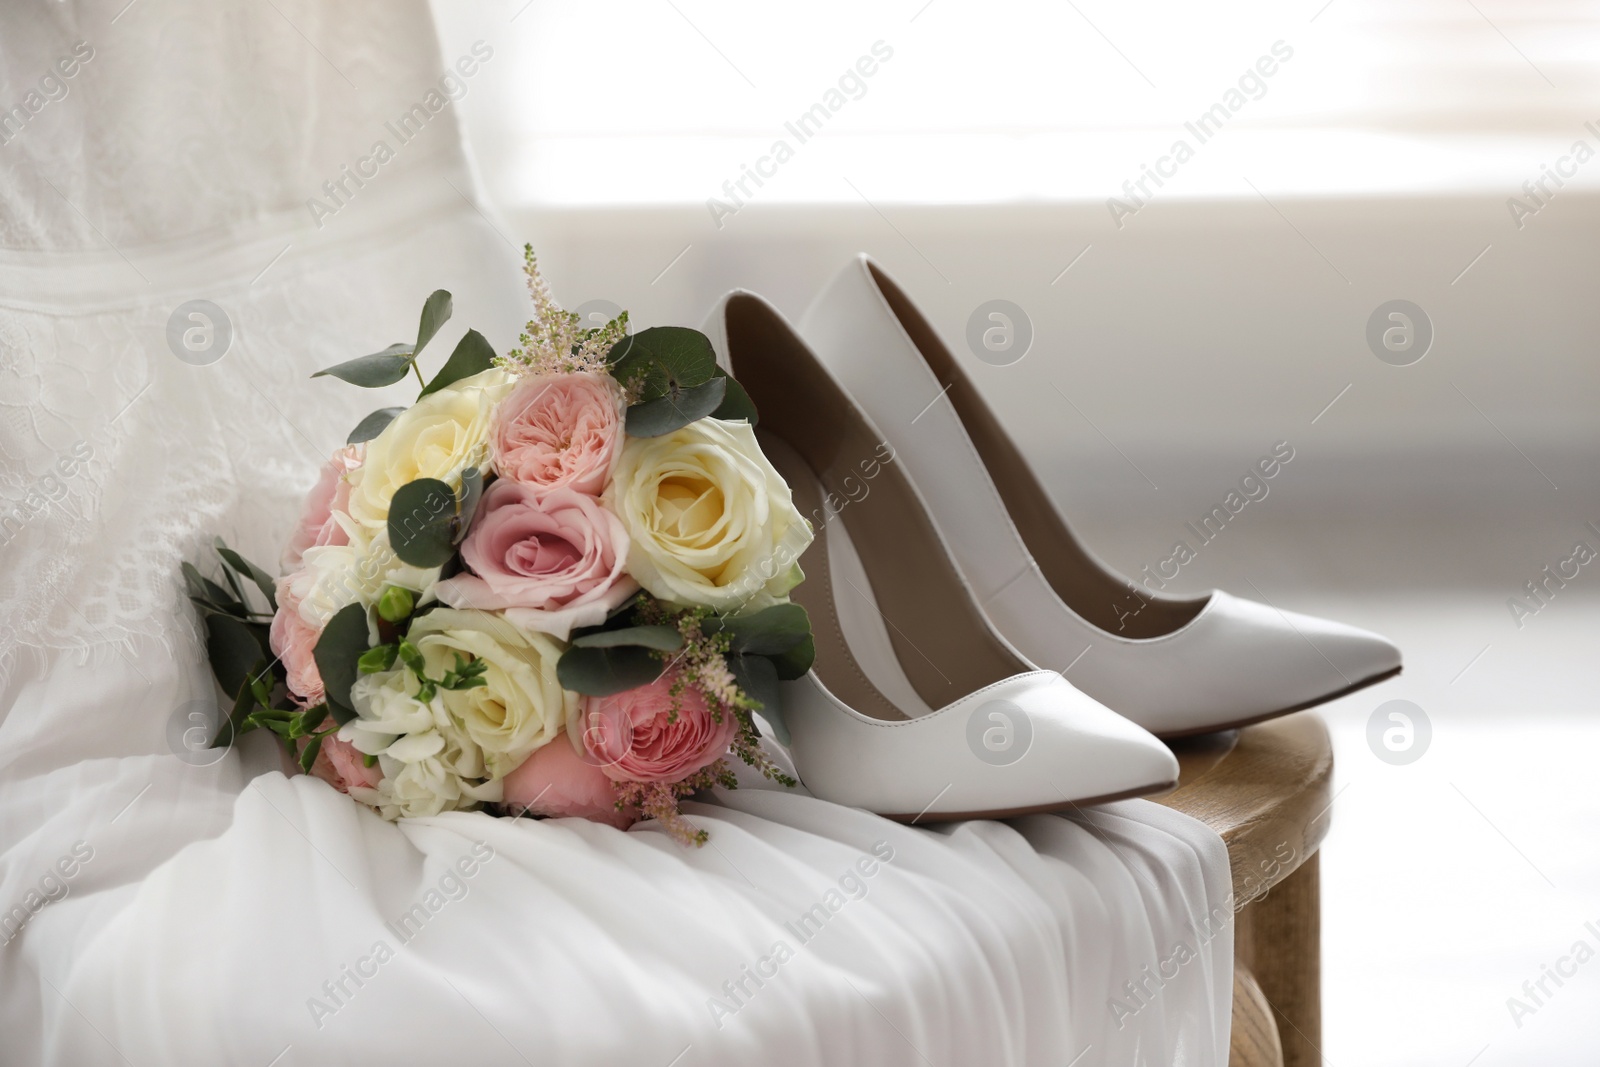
[875,778,1180,825]
[1153,664,1404,741]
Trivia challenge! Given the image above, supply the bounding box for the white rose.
[346,368,511,531]
[604,418,813,611]
[399,608,575,778]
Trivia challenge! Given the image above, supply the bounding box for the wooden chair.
[1156,712,1333,1067]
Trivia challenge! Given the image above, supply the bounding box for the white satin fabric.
[0,3,1232,1064]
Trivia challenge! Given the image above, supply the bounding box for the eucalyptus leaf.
[204,614,263,697]
[314,602,370,718]
[215,540,278,612]
[388,478,458,567]
[414,290,453,359]
[729,654,785,743]
[571,625,684,652]
[312,343,416,387]
[420,329,496,398]
[768,633,815,680]
[625,377,726,437]
[348,406,405,444]
[556,644,665,697]
[608,326,718,399]
[711,372,759,423]
[717,602,812,657]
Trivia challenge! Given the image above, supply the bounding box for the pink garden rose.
[269,579,324,706]
[434,481,637,640]
[491,372,624,496]
[579,675,738,784]
[501,734,635,830]
[302,733,384,795]
[282,443,364,572]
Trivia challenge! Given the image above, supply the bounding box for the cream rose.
[396,608,575,778]
[603,418,813,611]
[346,368,511,530]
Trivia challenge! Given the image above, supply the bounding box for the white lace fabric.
[0,0,519,665]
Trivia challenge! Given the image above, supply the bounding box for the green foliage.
[711,372,759,423]
[557,598,815,715]
[709,602,815,679]
[312,289,454,389]
[314,603,371,724]
[214,538,278,611]
[571,624,684,652]
[413,289,453,360]
[387,478,458,567]
[203,614,267,698]
[608,326,739,436]
[728,653,782,734]
[186,539,277,700]
[607,326,717,393]
[312,343,417,387]
[420,329,496,398]
[348,406,405,444]
[625,377,727,437]
[556,644,665,696]
[388,642,488,704]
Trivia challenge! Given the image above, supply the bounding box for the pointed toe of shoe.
[1232,593,1402,705]
[1288,605,1403,687]
[1136,592,1402,738]
[784,672,1177,821]
[1038,686,1180,800]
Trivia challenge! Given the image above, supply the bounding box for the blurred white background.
[433,2,1600,1062]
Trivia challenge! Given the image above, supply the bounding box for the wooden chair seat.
[1155,712,1333,1067]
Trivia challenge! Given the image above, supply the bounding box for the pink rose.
[491,372,624,496]
[580,676,738,784]
[282,444,364,572]
[502,734,636,830]
[269,578,324,706]
[301,733,384,795]
[434,481,638,640]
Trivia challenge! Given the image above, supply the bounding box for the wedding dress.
[0,3,1233,1063]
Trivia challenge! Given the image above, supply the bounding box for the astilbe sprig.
[662,607,741,723]
[498,244,629,377]
[612,761,739,847]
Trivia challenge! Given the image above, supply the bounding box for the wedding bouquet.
[187,249,813,844]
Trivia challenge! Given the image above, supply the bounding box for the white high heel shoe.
[798,256,1402,739]
[702,290,1179,820]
